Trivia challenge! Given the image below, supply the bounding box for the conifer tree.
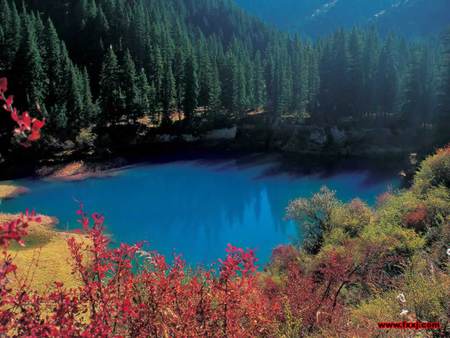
[161,58,175,125]
[376,35,399,114]
[182,52,199,122]
[99,46,122,123]
[81,67,99,126]
[348,28,364,116]
[15,18,47,110]
[121,50,139,118]
[67,66,85,129]
[436,28,450,144]
[136,68,155,117]
[43,19,61,107]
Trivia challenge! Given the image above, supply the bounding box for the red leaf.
[27,129,41,142]
[0,77,7,94]
[32,118,46,130]
[10,108,19,122]
[5,95,13,108]
[22,112,31,129]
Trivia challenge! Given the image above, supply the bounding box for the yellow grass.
[0,184,28,199]
[51,161,86,179]
[1,213,88,293]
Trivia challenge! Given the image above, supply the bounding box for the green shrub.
[414,146,450,194]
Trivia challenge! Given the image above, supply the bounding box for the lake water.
[0,156,399,266]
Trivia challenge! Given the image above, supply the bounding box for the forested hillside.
[236,0,450,38]
[0,0,449,164]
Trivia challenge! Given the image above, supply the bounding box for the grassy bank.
[0,184,28,200]
[1,213,85,292]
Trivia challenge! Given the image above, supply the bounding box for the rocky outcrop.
[238,122,428,157]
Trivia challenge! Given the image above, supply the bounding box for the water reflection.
[1,156,399,265]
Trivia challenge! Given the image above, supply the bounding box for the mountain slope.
[235,0,450,37]
[0,0,448,166]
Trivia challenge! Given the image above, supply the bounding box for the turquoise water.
[0,157,398,266]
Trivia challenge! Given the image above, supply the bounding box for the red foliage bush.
[404,204,428,231]
[0,208,279,336]
[0,77,45,145]
[270,244,299,271]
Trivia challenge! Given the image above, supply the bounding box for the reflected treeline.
[1,156,399,265]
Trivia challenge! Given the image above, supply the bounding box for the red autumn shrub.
[0,207,279,336]
[403,204,428,232]
[270,244,299,271]
[376,191,392,206]
[0,77,45,145]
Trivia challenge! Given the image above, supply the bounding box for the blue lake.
[0,157,399,266]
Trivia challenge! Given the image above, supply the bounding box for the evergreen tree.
[14,18,46,110]
[253,52,266,109]
[67,66,85,129]
[43,19,61,107]
[436,28,450,144]
[0,0,446,148]
[161,57,175,125]
[136,68,155,117]
[347,28,364,116]
[81,67,99,126]
[376,35,399,114]
[120,50,139,118]
[182,52,199,122]
[403,46,427,125]
[99,46,122,123]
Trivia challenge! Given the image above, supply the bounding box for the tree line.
[0,0,449,148]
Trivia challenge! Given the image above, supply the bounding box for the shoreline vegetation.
[0,184,29,200]
[0,213,85,292]
[1,0,448,186]
[0,146,448,336]
[37,160,122,182]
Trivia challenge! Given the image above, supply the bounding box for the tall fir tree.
[99,46,122,123]
[161,57,176,125]
[120,50,139,118]
[436,28,450,144]
[14,18,47,111]
[182,52,199,122]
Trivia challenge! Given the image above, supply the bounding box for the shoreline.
[0,184,29,200]
[0,124,422,181]
[1,211,86,292]
[0,143,411,184]
[37,160,124,182]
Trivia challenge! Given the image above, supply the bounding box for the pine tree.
[121,50,139,118]
[173,47,186,114]
[198,50,213,108]
[376,35,399,114]
[330,29,349,121]
[81,67,99,126]
[161,57,175,125]
[0,0,22,71]
[67,66,85,129]
[136,68,155,117]
[182,52,199,122]
[14,18,47,110]
[209,63,222,114]
[436,28,450,144]
[307,44,320,119]
[221,53,238,114]
[253,52,266,109]
[348,28,364,117]
[362,26,380,114]
[403,46,427,126]
[99,46,122,123]
[43,19,61,107]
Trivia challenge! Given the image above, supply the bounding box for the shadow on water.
[1,150,403,266]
